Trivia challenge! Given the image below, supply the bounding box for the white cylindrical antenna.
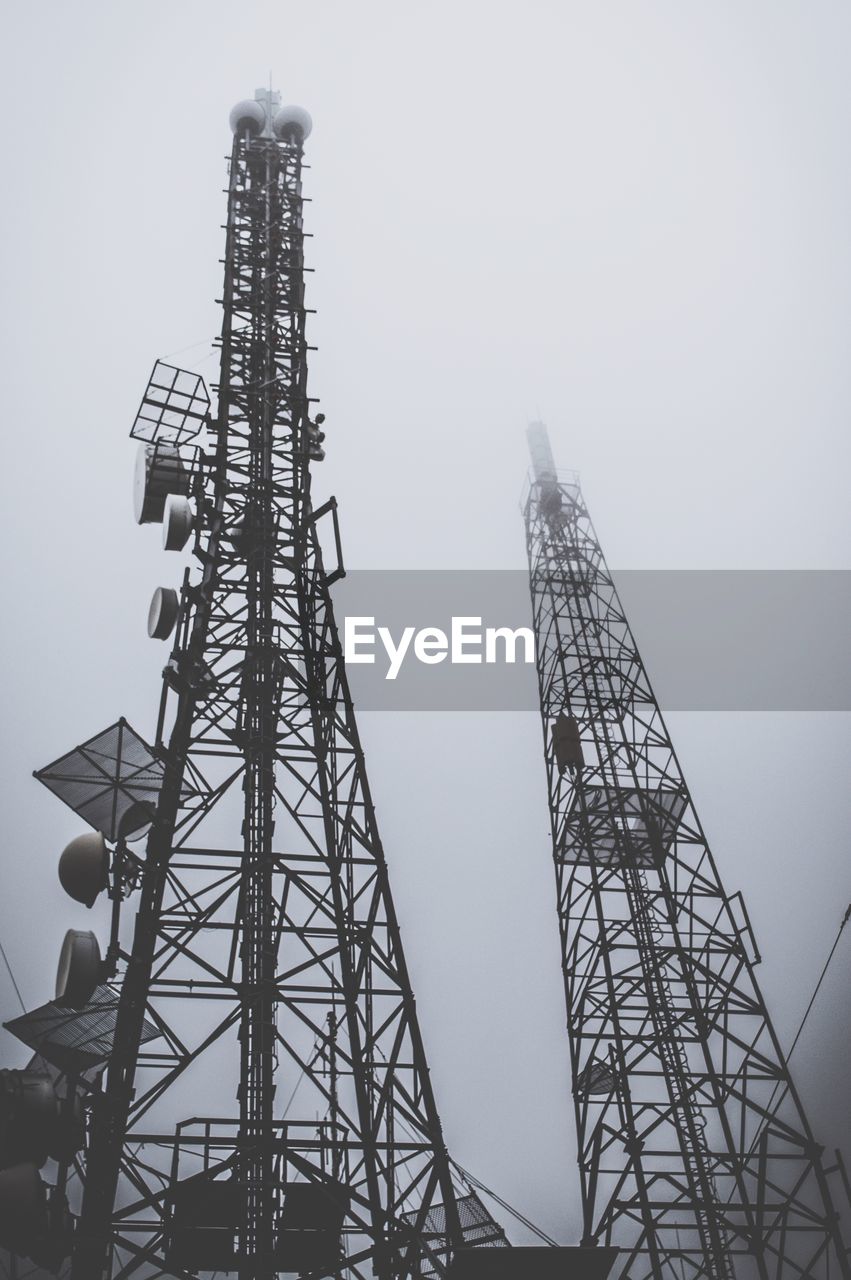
[147,587,179,641]
[162,495,194,551]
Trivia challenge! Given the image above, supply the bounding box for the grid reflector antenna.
[131,360,210,445]
[34,718,207,842]
[4,985,160,1076]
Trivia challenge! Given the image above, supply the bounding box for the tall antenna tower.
[523,420,849,1280]
[0,90,513,1280]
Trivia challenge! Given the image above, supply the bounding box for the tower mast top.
[526,419,557,485]
[229,87,312,142]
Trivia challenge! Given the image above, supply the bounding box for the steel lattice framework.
[35,99,493,1280]
[523,422,849,1280]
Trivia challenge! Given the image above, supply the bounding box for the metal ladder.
[624,866,735,1280]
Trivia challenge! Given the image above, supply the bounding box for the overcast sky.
[0,0,849,1249]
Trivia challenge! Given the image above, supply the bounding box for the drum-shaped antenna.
[134,442,191,525]
[54,930,101,1010]
[47,1093,85,1164]
[0,1165,72,1268]
[0,1163,48,1258]
[0,1070,60,1170]
[58,831,109,907]
[148,587,179,640]
[163,495,194,551]
[117,800,155,841]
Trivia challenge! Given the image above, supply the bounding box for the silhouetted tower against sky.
[524,421,849,1280]
[0,89,510,1280]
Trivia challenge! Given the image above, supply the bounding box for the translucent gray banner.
[329,571,850,711]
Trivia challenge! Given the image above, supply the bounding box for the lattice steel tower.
[524,421,849,1280]
[0,90,510,1280]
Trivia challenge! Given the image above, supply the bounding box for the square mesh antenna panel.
[35,718,167,841]
[560,784,687,869]
[4,985,160,1075]
[131,360,209,445]
[401,1192,508,1278]
[455,1195,508,1248]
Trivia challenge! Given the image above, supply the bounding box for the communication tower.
[523,420,849,1280]
[0,89,515,1280]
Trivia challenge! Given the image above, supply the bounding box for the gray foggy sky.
[0,0,849,1247]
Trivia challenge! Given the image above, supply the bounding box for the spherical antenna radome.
[273,105,312,141]
[229,99,266,136]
